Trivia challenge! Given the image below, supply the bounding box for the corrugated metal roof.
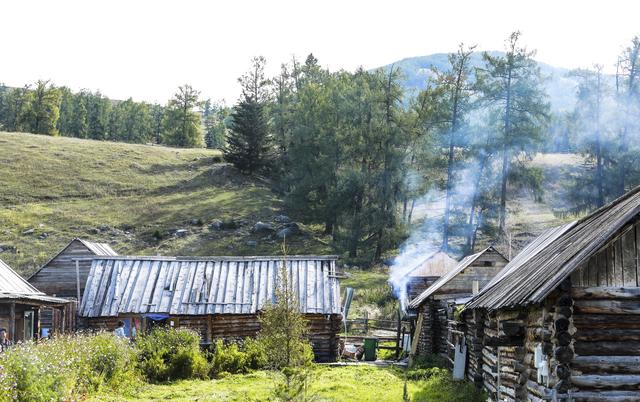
[0,259,70,304]
[79,256,341,317]
[408,247,490,308]
[466,185,640,310]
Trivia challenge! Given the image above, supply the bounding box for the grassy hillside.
[0,132,331,275]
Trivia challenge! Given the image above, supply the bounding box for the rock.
[276,226,300,239]
[190,218,203,226]
[175,229,189,238]
[88,228,100,235]
[0,245,16,253]
[97,224,110,232]
[209,219,223,230]
[220,219,239,230]
[22,228,35,235]
[282,222,300,231]
[246,240,258,247]
[38,232,49,240]
[274,215,292,224]
[252,221,275,233]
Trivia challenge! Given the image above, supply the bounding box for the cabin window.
[483,261,493,267]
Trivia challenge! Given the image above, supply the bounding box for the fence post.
[364,311,369,334]
[395,310,401,359]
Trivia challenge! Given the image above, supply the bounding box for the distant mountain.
[378,51,583,113]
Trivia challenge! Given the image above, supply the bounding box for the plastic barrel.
[363,337,378,361]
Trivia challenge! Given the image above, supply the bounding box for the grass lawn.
[0,132,331,275]
[92,366,419,402]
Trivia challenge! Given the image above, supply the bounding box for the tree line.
[0,81,229,148]
[224,32,551,260]
[4,32,640,262]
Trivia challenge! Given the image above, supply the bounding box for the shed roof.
[408,247,495,308]
[405,250,458,278]
[28,238,118,280]
[79,255,341,317]
[0,259,69,305]
[466,185,640,310]
[0,259,40,295]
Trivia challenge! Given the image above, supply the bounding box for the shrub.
[207,338,267,377]
[136,327,208,382]
[0,333,140,402]
[412,368,486,402]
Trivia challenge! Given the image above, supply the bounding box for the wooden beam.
[572,374,640,390]
[8,303,15,341]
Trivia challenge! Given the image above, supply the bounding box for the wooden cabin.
[461,186,640,402]
[27,238,117,333]
[79,255,342,362]
[408,246,508,362]
[404,250,458,301]
[0,258,70,342]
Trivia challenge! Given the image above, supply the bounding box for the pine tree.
[476,31,550,234]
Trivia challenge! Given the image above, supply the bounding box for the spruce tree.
[224,57,272,174]
[224,99,270,173]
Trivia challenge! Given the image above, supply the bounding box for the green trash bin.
[363,337,378,361]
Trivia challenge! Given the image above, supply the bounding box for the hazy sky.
[2,0,638,104]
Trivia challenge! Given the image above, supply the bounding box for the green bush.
[412,368,486,402]
[208,338,267,377]
[0,333,140,402]
[136,327,208,382]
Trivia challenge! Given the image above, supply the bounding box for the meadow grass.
[0,132,330,275]
[92,365,420,402]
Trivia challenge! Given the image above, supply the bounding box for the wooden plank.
[615,238,624,286]
[622,229,637,286]
[207,261,222,315]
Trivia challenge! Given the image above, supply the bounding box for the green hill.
[0,132,331,275]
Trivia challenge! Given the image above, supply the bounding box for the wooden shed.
[408,246,508,362]
[27,238,117,333]
[462,186,640,402]
[0,258,70,342]
[404,250,458,301]
[79,255,342,362]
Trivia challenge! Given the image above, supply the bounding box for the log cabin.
[27,238,117,334]
[404,250,458,301]
[462,186,640,402]
[407,246,508,364]
[0,258,70,342]
[79,255,342,362]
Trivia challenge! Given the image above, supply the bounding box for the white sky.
[1,0,638,104]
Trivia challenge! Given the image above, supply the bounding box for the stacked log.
[571,286,640,401]
[415,300,436,356]
[464,309,485,386]
[551,280,574,395]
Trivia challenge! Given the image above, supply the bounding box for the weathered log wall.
[572,286,640,401]
[86,313,341,362]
